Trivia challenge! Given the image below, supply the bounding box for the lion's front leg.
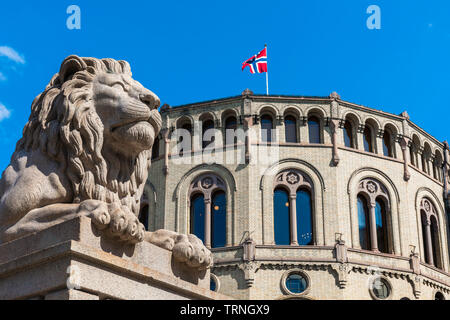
[144,230,213,270]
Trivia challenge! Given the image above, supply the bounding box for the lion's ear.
[59,55,87,83]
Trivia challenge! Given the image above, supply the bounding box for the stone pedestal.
[0,216,230,300]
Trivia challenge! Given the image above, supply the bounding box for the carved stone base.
[0,216,231,300]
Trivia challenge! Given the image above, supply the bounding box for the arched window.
[273,170,314,246]
[273,188,290,245]
[261,114,274,143]
[343,121,354,148]
[212,191,226,248]
[177,122,192,157]
[308,116,321,144]
[382,131,393,158]
[189,175,227,248]
[356,179,391,253]
[284,115,298,143]
[202,119,215,149]
[409,145,416,166]
[375,198,389,254]
[363,126,374,153]
[224,116,238,146]
[357,195,371,250]
[420,199,442,269]
[151,137,160,160]
[190,193,205,244]
[296,189,313,245]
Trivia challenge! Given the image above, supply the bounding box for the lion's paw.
[172,234,213,270]
[107,204,145,243]
[80,200,111,230]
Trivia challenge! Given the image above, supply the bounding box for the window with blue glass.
[273,188,290,245]
[285,273,308,294]
[357,195,370,250]
[261,114,274,143]
[343,121,354,148]
[284,115,297,143]
[190,193,205,244]
[212,191,226,248]
[363,126,373,153]
[296,189,313,245]
[382,131,393,157]
[308,116,321,144]
[375,198,389,253]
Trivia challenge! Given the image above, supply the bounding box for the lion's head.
[15,55,162,215]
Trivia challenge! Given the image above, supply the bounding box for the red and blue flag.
[242,47,267,74]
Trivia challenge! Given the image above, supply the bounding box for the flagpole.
[265,44,269,96]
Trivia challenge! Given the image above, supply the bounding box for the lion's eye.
[112,83,127,91]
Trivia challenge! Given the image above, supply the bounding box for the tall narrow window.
[357,195,371,250]
[410,146,416,166]
[212,191,226,248]
[273,188,290,245]
[343,121,354,148]
[284,115,298,143]
[202,120,215,149]
[308,116,321,144]
[382,131,393,157]
[422,154,428,174]
[225,116,238,146]
[296,189,313,245]
[363,127,373,153]
[261,115,274,143]
[178,123,192,156]
[190,194,205,244]
[430,216,441,268]
[375,199,389,253]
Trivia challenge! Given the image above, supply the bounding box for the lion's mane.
[14,56,152,215]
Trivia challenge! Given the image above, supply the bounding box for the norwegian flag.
[242,47,268,74]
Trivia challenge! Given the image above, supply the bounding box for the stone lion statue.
[0,55,211,270]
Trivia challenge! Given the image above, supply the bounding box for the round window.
[210,278,216,292]
[210,274,220,292]
[435,292,445,300]
[371,278,391,300]
[285,273,308,294]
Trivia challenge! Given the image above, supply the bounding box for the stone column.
[204,198,212,249]
[299,116,308,143]
[357,124,366,152]
[330,119,341,166]
[289,194,298,246]
[369,202,379,252]
[443,141,449,201]
[162,128,169,175]
[376,129,384,156]
[399,136,411,181]
[424,219,434,266]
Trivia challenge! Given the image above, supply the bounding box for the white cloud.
[0,103,11,121]
[0,46,25,64]
[0,72,5,81]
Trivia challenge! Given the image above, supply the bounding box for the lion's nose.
[139,91,160,110]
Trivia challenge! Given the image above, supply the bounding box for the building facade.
[143,90,450,300]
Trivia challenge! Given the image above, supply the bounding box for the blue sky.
[0,0,449,171]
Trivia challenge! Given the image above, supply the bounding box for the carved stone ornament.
[0,55,212,270]
[274,169,312,195]
[358,178,388,204]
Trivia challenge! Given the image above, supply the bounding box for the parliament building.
[142,90,450,300]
